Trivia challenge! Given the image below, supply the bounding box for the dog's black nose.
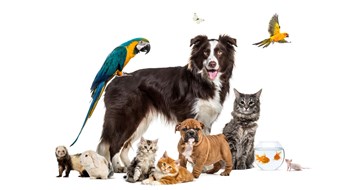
[188,130,195,136]
[209,61,216,68]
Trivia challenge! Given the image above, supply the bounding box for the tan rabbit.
[80,150,114,179]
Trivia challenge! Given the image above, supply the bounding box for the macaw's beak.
[140,43,151,54]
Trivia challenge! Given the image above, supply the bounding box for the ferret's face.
[56,146,67,158]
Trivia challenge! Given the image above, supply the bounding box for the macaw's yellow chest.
[124,41,139,65]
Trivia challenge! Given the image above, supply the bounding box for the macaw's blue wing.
[70,46,127,147]
[90,46,127,96]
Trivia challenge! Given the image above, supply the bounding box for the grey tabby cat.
[124,137,158,183]
[223,88,262,170]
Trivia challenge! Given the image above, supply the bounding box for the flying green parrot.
[253,14,290,48]
[70,38,151,146]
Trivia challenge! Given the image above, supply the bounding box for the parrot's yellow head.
[283,33,289,38]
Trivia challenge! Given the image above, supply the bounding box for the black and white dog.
[97,35,237,172]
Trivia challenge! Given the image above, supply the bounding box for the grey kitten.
[223,88,262,170]
[124,137,158,183]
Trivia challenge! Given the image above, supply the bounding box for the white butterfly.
[193,13,205,24]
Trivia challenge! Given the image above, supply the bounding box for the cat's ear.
[154,139,159,144]
[140,136,145,143]
[234,88,240,98]
[163,151,168,158]
[175,123,181,133]
[175,159,180,166]
[256,89,262,98]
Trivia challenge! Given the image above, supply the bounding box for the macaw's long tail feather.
[70,82,106,147]
[253,38,271,48]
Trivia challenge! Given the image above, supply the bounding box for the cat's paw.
[126,177,136,183]
[236,163,247,170]
[142,179,161,185]
[115,167,127,173]
[150,181,161,185]
[141,179,151,185]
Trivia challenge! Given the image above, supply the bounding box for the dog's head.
[188,35,237,82]
[175,118,204,145]
[55,145,69,160]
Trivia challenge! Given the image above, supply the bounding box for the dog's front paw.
[192,172,200,178]
[220,171,230,176]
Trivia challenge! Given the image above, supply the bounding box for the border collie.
[97,35,237,172]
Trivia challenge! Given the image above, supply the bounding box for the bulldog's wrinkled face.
[175,118,204,144]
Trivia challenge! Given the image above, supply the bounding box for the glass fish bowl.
[254,141,285,171]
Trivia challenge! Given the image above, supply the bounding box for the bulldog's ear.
[199,122,205,129]
[175,123,181,133]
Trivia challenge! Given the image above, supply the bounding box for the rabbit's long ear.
[102,157,108,166]
[91,153,102,168]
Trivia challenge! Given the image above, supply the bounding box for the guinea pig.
[55,146,89,177]
[80,150,114,179]
[71,153,89,177]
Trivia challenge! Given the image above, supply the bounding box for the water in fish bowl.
[255,141,285,171]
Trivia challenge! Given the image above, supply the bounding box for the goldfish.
[274,151,281,160]
[256,154,270,164]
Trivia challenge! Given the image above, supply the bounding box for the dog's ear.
[190,35,208,47]
[219,35,237,47]
[175,123,182,133]
[199,122,205,129]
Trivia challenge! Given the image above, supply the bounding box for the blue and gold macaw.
[70,38,150,146]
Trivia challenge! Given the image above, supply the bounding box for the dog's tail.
[70,82,106,147]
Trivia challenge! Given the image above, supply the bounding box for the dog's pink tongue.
[208,71,218,80]
[188,138,195,144]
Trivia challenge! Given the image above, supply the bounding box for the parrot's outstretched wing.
[70,46,127,147]
[90,46,127,95]
[268,14,280,36]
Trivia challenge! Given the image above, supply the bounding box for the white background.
[0,0,350,189]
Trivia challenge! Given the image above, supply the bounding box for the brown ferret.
[55,146,89,177]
